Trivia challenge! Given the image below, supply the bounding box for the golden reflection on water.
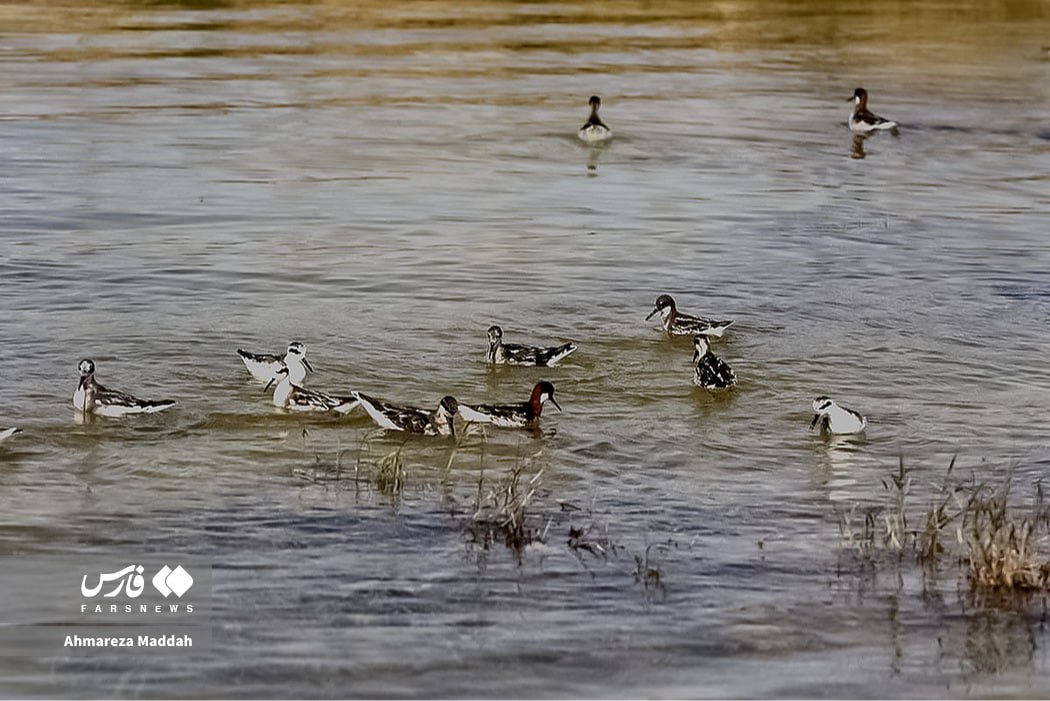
[3,0,1047,60]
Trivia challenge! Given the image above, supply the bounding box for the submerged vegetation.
[292,428,681,594]
[837,457,1050,594]
[294,428,1050,609]
[465,455,545,553]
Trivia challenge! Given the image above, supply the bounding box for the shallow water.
[1,0,1050,697]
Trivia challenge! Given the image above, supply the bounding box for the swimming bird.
[692,335,736,390]
[459,381,561,428]
[73,359,176,417]
[848,88,898,133]
[647,295,734,338]
[577,95,612,143]
[237,341,312,384]
[810,396,867,435]
[0,427,21,444]
[352,392,458,437]
[266,366,357,414]
[487,325,578,367]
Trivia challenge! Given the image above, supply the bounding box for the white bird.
[237,341,312,384]
[72,359,176,417]
[266,366,357,414]
[0,427,21,444]
[810,396,867,435]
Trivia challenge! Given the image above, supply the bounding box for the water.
[2,0,1050,696]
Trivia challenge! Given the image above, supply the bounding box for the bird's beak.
[692,350,699,364]
[810,414,820,430]
[264,378,275,392]
[303,358,314,372]
[550,397,562,412]
[645,307,659,320]
[846,96,855,102]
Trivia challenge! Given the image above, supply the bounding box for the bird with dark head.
[487,325,578,367]
[647,294,734,338]
[578,95,612,143]
[459,381,562,429]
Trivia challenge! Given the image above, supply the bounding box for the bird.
[848,88,898,133]
[72,359,176,417]
[810,396,867,435]
[237,341,312,384]
[352,392,459,437]
[692,335,736,390]
[0,427,21,444]
[458,381,562,428]
[577,95,612,143]
[265,366,357,414]
[646,295,734,338]
[487,325,577,367]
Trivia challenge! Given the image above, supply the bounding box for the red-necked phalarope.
[352,392,458,437]
[73,359,176,417]
[237,341,313,384]
[266,366,357,414]
[0,427,21,444]
[487,325,578,367]
[577,95,612,143]
[647,295,734,338]
[459,381,561,429]
[848,88,898,133]
[810,396,867,435]
[693,335,736,390]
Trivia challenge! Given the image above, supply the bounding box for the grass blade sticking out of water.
[292,430,410,506]
[374,444,406,497]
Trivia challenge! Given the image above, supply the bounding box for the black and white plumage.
[848,88,898,133]
[352,393,459,437]
[237,341,313,384]
[72,359,176,417]
[0,427,21,444]
[577,95,612,143]
[810,396,867,435]
[487,325,578,367]
[647,294,734,338]
[692,335,736,390]
[266,366,357,414]
[459,381,562,429]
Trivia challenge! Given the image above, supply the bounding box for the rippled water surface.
[2,0,1050,697]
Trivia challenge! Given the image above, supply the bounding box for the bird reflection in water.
[585,142,609,175]
[851,134,868,160]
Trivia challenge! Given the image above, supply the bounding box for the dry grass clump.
[466,456,546,556]
[837,457,1050,593]
[964,478,1050,590]
[373,445,406,496]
